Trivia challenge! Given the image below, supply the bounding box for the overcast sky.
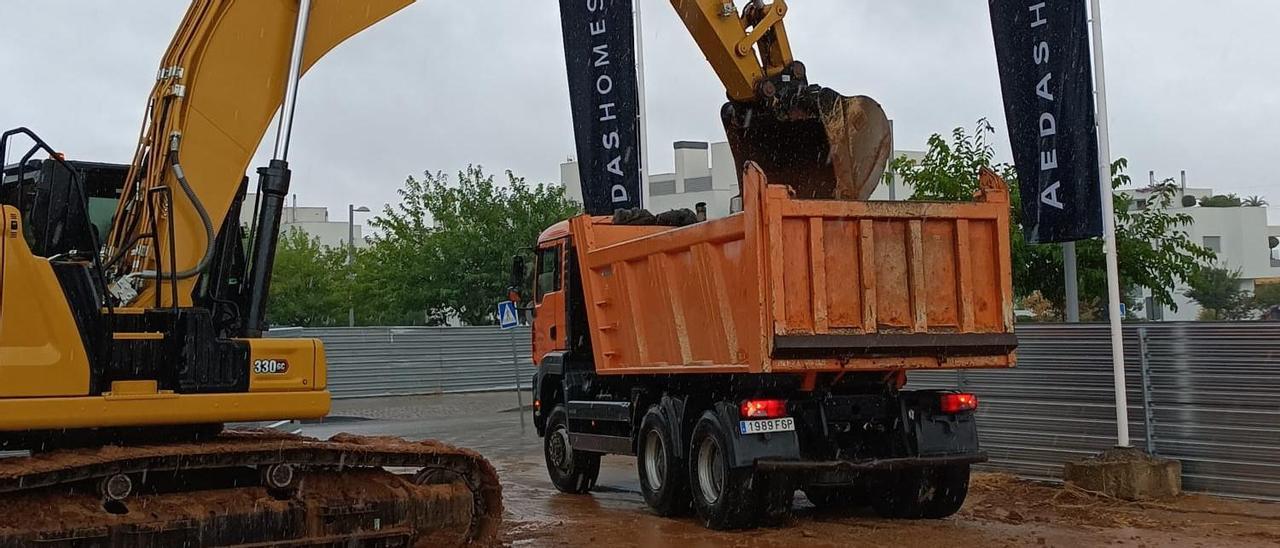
[2,1,1276,224]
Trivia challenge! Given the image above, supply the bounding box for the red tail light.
[940,393,978,414]
[740,399,787,419]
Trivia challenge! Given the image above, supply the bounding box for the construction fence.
[274,322,1280,501]
[269,326,534,399]
[912,322,1280,501]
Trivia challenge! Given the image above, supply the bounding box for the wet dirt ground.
[307,393,1280,547]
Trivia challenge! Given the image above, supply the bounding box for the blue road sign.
[498,301,519,329]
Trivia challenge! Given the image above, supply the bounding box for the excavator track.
[0,431,502,547]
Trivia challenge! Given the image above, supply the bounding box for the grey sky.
[2,1,1276,224]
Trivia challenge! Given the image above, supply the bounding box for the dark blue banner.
[990,0,1104,243]
[559,0,643,215]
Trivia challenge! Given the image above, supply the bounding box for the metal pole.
[273,0,313,162]
[633,0,651,208]
[348,204,355,327]
[1063,241,1080,322]
[1090,0,1130,447]
[1137,328,1156,454]
[510,328,526,428]
[888,120,897,200]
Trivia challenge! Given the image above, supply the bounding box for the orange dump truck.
[518,163,1016,529]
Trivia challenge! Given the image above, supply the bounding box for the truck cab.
[531,221,570,366]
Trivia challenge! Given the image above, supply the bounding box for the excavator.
[0,0,889,544]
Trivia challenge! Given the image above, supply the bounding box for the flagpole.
[633,0,651,209]
[1089,0,1130,448]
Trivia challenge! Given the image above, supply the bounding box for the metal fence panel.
[269,326,534,399]
[911,322,1280,501]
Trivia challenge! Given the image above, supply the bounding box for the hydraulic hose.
[137,134,214,280]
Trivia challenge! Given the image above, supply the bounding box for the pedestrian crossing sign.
[498,301,519,329]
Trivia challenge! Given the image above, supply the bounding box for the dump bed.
[569,163,1017,376]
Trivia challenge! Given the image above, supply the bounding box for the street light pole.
[348,204,369,327]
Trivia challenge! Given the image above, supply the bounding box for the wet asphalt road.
[281,392,1280,548]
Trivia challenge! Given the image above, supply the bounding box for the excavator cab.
[0,132,124,261]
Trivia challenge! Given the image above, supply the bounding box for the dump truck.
[517,163,1017,529]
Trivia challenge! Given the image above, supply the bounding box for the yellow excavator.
[0,0,889,544]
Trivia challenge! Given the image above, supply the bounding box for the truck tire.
[543,404,600,494]
[688,411,757,529]
[638,406,691,516]
[804,484,864,514]
[870,464,970,519]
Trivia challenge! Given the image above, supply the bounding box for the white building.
[560,141,925,219]
[240,194,369,249]
[1119,185,1280,320]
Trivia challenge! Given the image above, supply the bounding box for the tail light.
[740,399,788,419]
[940,392,978,414]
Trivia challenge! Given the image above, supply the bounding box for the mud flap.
[708,401,800,469]
[900,390,980,457]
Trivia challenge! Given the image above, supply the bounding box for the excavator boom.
[106,0,412,309]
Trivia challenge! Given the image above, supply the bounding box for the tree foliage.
[1198,193,1242,207]
[1184,266,1253,320]
[267,227,349,327]
[890,121,1215,316]
[1243,195,1268,207]
[353,166,580,326]
[1252,283,1280,317]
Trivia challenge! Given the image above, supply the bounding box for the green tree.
[267,227,348,327]
[1184,266,1253,320]
[355,166,580,326]
[891,121,1215,315]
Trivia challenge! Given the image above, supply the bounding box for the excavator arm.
[670,0,796,103]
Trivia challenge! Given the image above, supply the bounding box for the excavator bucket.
[721,87,893,201]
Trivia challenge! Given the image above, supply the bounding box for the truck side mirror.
[508,255,526,303]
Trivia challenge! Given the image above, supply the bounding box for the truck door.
[532,239,567,365]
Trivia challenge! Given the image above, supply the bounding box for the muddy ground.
[314,393,1280,547]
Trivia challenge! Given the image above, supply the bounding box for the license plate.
[739,417,795,435]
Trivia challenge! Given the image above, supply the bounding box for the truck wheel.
[804,484,864,514]
[870,464,970,519]
[688,411,757,529]
[638,406,691,516]
[921,464,970,518]
[543,404,600,494]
